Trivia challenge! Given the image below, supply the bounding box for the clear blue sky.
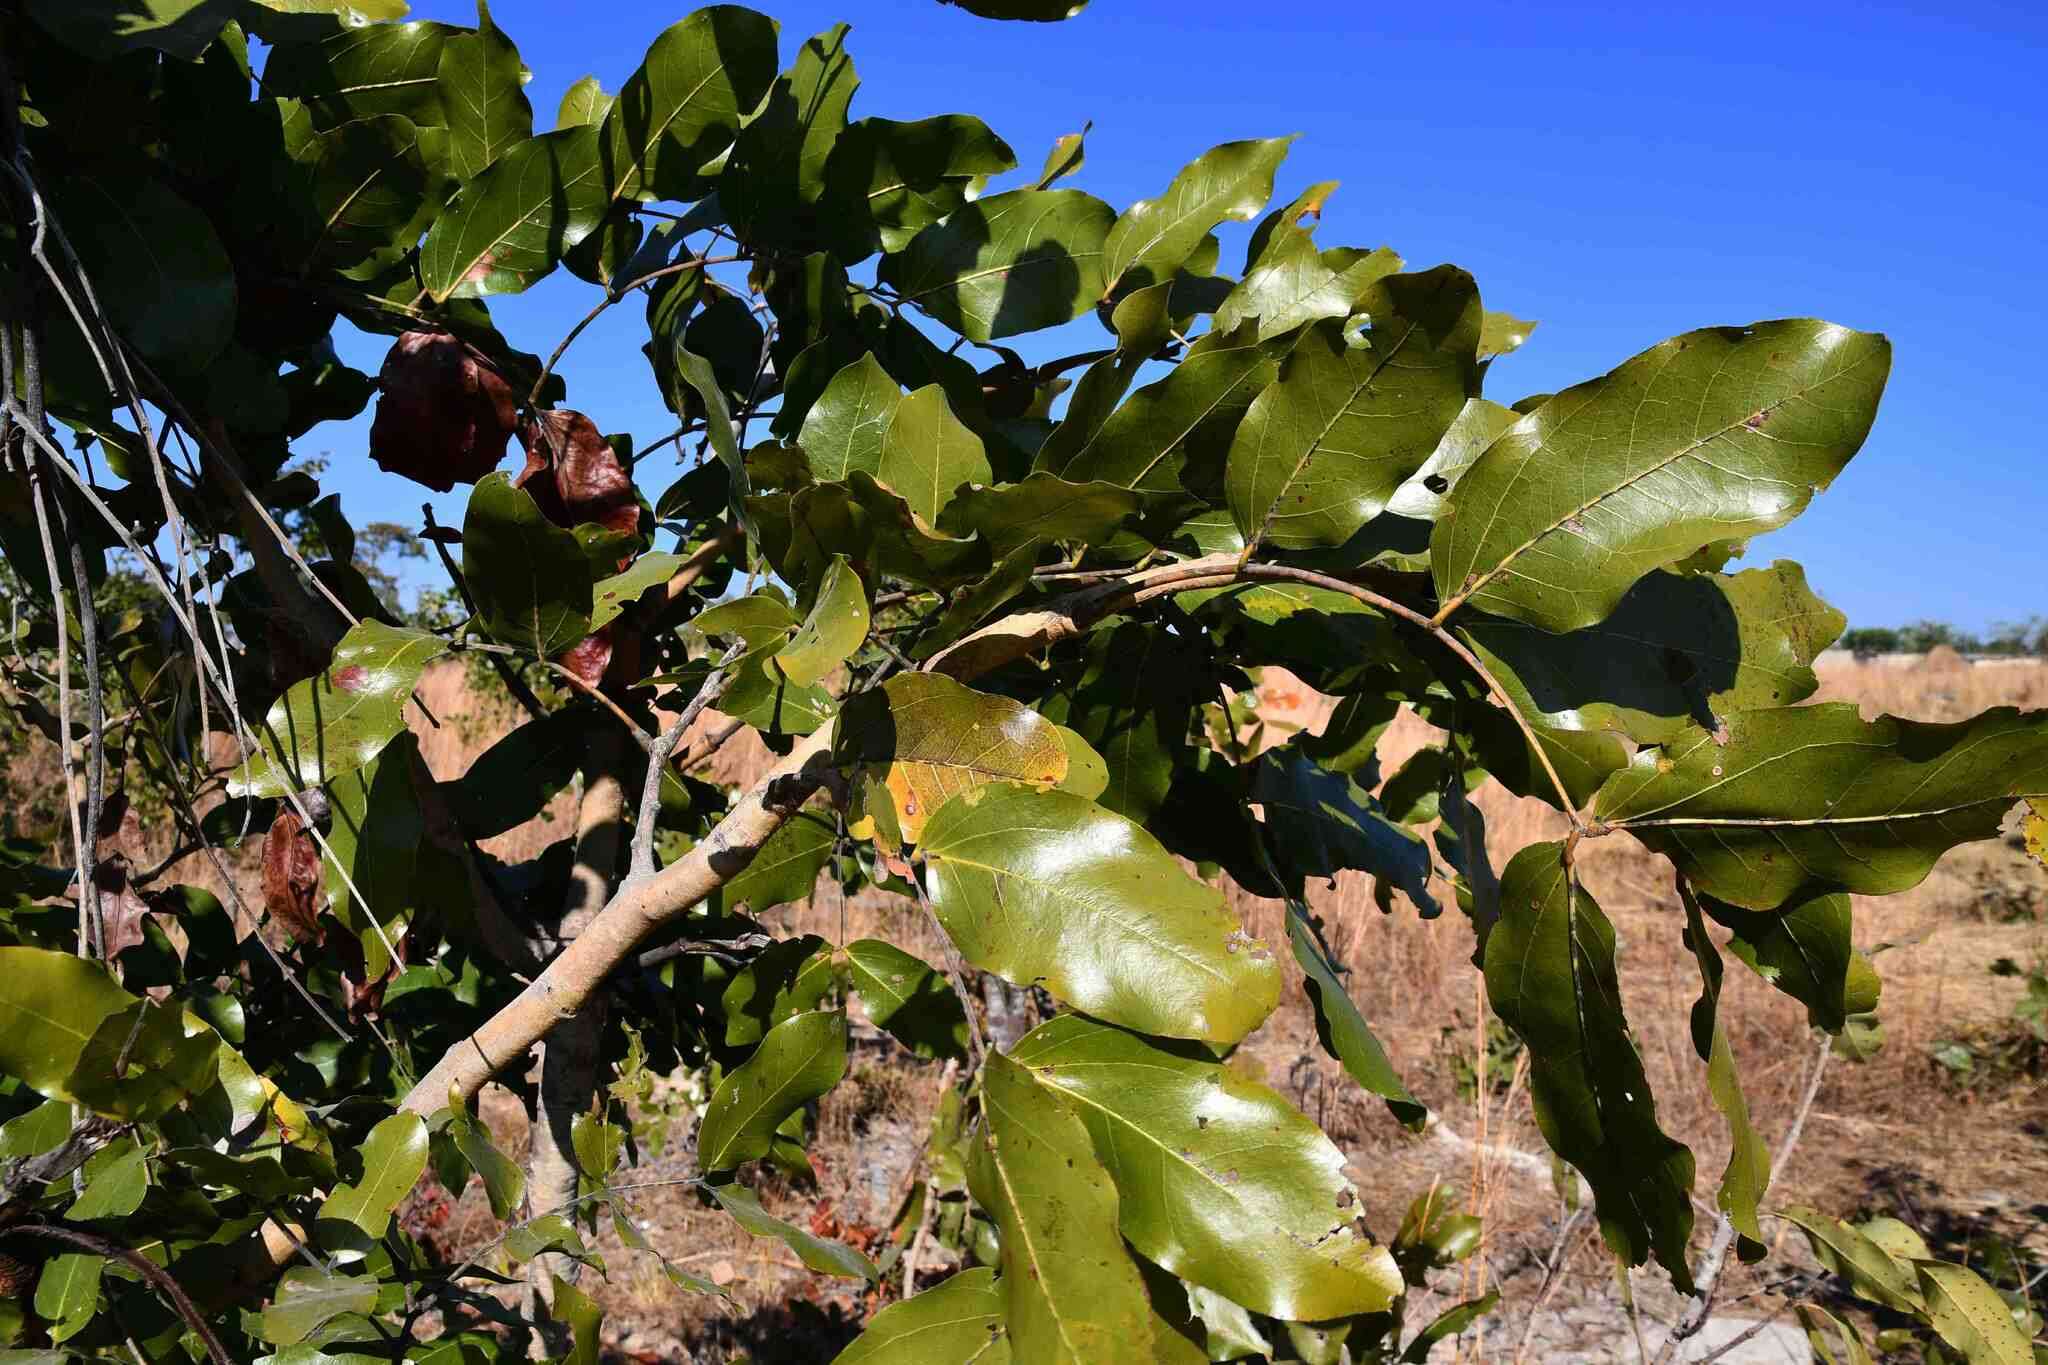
[298,1,2048,633]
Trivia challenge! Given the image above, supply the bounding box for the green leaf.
[1227,269,1481,551]
[799,354,903,483]
[0,1098,73,1159]
[67,1137,150,1220]
[835,672,1068,845]
[275,110,442,277]
[1053,725,1110,801]
[588,551,683,632]
[438,0,534,179]
[1012,1015,1404,1320]
[601,6,779,204]
[1288,904,1425,1128]
[53,169,235,374]
[880,188,1116,342]
[1679,886,1768,1254]
[502,1212,588,1264]
[1384,397,1523,524]
[1101,138,1293,297]
[1781,1208,1923,1312]
[419,125,610,300]
[936,474,1141,559]
[446,710,581,838]
[769,555,870,687]
[1253,743,1437,915]
[724,810,838,914]
[970,1050,1159,1364]
[1460,561,1845,747]
[824,115,1019,259]
[33,1253,102,1345]
[1477,310,1538,359]
[922,785,1280,1045]
[719,936,839,1047]
[1916,1262,2035,1365]
[26,0,238,59]
[941,0,1088,18]
[0,947,218,1120]
[316,1112,428,1258]
[1594,703,2048,910]
[876,386,995,525]
[446,1102,524,1221]
[1403,1293,1500,1362]
[1433,319,1891,631]
[550,1274,603,1365]
[556,74,613,127]
[231,620,449,797]
[322,740,424,979]
[833,1266,1009,1363]
[1036,125,1087,189]
[1701,889,1878,1032]
[1038,621,1204,823]
[1045,322,1279,495]
[1484,844,1696,1287]
[1796,1306,1878,1365]
[263,21,454,131]
[697,1010,848,1171]
[1214,197,1401,343]
[845,939,969,1061]
[721,24,859,249]
[257,1267,378,1346]
[460,472,594,657]
[705,1181,877,1280]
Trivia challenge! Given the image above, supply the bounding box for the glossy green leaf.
[320,740,424,979]
[1013,1015,1404,1320]
[769,555,869,687]
[1781,1208,1923,1312]
[1679,886,1768,1254]
[1700,890,1879,1032]
[278,110,442,276]
[317,1112,428,1257]
[936,474,1141,558]
[1434,320,1891,631]
[1101,137,1293,297]
[502,1212,588,1264]
[825,115,1019,258]
[697,1009,848,1171]
[1227,269,1481,550]
[67,1137,149,1220]
[971,1050,1159,1364]
[0,947,219,1120]
[836,672,1067,845]
[1917,1262,2035,1365]
[1039,621,1204,822]
[549,1275,603,1365]
[419,125,609,300]
[1288,904,1425,1128]
[1046,322,1279,494]
[460,473,594,657]
[1461,561,1844,747]
[263,21,454,131]
[721,24,858,248]
[1036,125,1087,188]
[590,551,684,631]
[1595,703,2048,910]
[257,1267,378,1346]
[34,1253,103,1345]
[557,74,613,127]
[602,6,779,204]
[1484,844,1696,1286]
[880,188,1116,342]
[834,1266,1009,1364]
[799,353,903,483]
[54,169,235,373]
[0,1098,73,1159]
[876,386,995,525]
[715,651,838,737]
[922,784,1280,1044]
[1404,1293,1500,1362]
[1384,397,1520,523]
[720,936,839,1048]
[1254,743,1437,915]
[1477,310,1538,359]
[446,1102,524,1221]
[232,619,449,797]
[26,0,238,59]
[438,0,534,178]
[723,809,837,915]
[845,939,969,1061]
[1214,205,1401,343]
[705,1181,877,1280]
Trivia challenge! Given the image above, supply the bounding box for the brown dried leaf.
[516,409,640,551]
[369,331,519,493]
[261,810,326,944]
[90,855,153,959]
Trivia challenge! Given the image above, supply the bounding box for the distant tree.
[1841,626,1901,655]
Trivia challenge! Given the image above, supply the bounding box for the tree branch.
[7,1223,232,1365]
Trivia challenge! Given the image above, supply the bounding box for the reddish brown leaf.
[261,810,326,944]
[369,331,519,493]
[90,855,153,958]
[556,629,614,689]
[516,409,640,553]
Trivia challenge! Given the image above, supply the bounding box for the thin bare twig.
[8,1223,232,1365]
[626,648,739,885]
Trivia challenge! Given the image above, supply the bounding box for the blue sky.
[302,1,2048,632]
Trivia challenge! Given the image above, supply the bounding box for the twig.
[422,503,547,722]
[526,256,744,409]
[1693,1313,1782,1364]
[7,1223,232,1365]
[625,648,739,885]
[910,865,984,1069]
